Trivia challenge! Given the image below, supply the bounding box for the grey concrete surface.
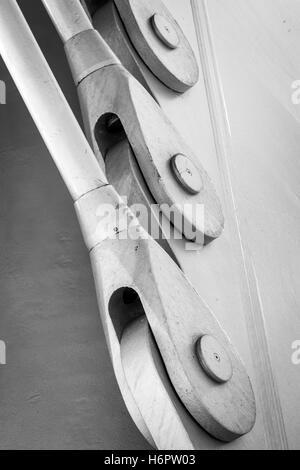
[0,0,150,450]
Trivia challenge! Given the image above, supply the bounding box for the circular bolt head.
[151,14,180,49]
[171,154,203,195]
[196,335,233,384]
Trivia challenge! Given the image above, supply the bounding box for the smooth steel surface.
[42,0,93,43]
[151,13,180,49]
[196,335,233,384]
[171,153,203,195]
[0,0,107,201]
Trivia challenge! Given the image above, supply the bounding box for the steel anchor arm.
[43,0,224,245]
[42,0,256,444]
[0,0,256,448]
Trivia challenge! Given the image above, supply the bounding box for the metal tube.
[42,0,93,43]
[42,0,121,87]
[0,0,107,201]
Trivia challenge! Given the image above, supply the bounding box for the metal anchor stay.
[0,0,256,449]
[83,0,200,93]
[43,0,224,246]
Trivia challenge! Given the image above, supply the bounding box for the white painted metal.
[201,0,300,449]
[0,0,257,448]
[43,0,92,42]
[0,0,107,202]
[143,0,299,449]
[0,0,298,450]
[151,13,180,50]
[0,0,153,447]
[132,0,298,449]
[44,0,225,243]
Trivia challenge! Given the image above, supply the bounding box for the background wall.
[205,0,300,449]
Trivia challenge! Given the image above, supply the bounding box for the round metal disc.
[196,335,233,384]
[151,14,180,50]
[171,154,203,195]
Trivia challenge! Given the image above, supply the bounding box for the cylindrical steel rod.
[42,0,93,43]
[0,0,107,201]
[42,0,120,89]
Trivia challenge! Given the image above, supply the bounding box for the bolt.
[151,14,180,49]
[196,335,233,384]
[171,154,203,195]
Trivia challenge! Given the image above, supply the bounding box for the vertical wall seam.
[190,0,288,450]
